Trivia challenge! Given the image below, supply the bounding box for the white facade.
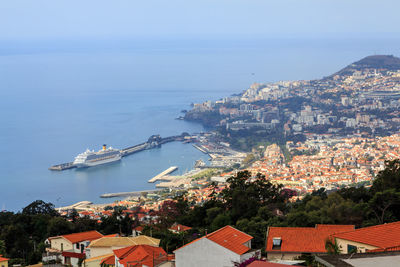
[175,238,255,267]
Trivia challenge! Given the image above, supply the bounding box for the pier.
[100,189,163,198]
[48,162,77,171]
[148,166,178,183]
[192,144,208,154]
[121,143,148,156]
[49,133,189,171]
[56,201,92,211]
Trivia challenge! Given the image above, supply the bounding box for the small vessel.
[73,144,121,168]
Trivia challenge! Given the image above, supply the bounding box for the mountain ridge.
[328,54,400,78]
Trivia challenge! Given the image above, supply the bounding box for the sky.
[0,0,399,41]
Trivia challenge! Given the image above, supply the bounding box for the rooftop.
[333,221,400,249]
[88,235,160,248]
[50,230,103,244]
[266,224,355,253]
[174,225,253,255]
[114,245,167,267]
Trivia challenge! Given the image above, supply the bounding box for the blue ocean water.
[1,37,400,211]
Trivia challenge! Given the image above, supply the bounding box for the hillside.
[331,55,400,77]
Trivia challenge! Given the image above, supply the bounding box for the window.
[61,243,63,251]
[272,237,282,249]
[348,244,357,253]
[76,243,80,249]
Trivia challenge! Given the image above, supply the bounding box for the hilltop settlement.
[3,55,400,267]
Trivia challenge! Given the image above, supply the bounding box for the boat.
[73,144,121,168]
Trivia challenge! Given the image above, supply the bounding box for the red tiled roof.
[101,255,115,265]
[104,233,119,237]
[333,221,400,249]
[169,224,192,232]
[266,224,355,253]
[368,244,400,253]
[133,226,144,232]
[174,225,253,255]
[114,245,136,259]
[60,230,103,244]
[0,255,9,262]
[207,225,253,255]
[114,245,167,267]
[62,251,86,259]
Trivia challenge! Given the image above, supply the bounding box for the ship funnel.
[103,144,107,151]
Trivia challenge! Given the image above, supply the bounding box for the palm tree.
[325,238,341,255]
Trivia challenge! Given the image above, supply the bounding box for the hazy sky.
[0,0,399,40]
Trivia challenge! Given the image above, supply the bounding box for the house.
[168,223,192,234]
[83,253,113,267]
[174,225,259,267]
[0,255,9,267]
[132,226,144,237]
[266,224,355,261]
[87,235,160,258]
[315,251,400,267]
[101,254,116,266]
[44,230,103,266]
[332,221,400,254]
[113,244,168,267]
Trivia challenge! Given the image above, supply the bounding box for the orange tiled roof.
[114,245,167,267]
[333,221,400,249]
[266,224,354,253]
[53,230,103,244]
[175,225,253,255]
[100,255,115,265]
[0,255,9,262]
[169,224,192,232]
[206,225,253,255]
[368,244,400,253]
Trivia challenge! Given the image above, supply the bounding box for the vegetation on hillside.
[2,160,400,265]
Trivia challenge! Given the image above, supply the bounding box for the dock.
[193,144,208,154]
[56,201,92,211]
[148,166,178,183]
[49,133,189,171]
[100,189,163,198]
[48,162,77,171]
[121,143,148,156]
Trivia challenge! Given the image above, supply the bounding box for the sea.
[1,37,400,211]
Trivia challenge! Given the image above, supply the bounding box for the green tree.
[221,171,283,223]
[22,200,58,216]
[371,160,400,193]
[210,214,230,231]
[47,217,74,236]
[369,189,400,224]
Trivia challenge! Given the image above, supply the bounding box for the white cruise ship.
[73,144,121,168]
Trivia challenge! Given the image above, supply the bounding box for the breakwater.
[148,166,178,183]
[100,189,164,198]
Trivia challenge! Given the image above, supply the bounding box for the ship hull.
[75,154,122,168]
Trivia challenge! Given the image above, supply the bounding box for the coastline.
[56,134,247,212]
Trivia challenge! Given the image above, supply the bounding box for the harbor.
[48,134,191,171]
